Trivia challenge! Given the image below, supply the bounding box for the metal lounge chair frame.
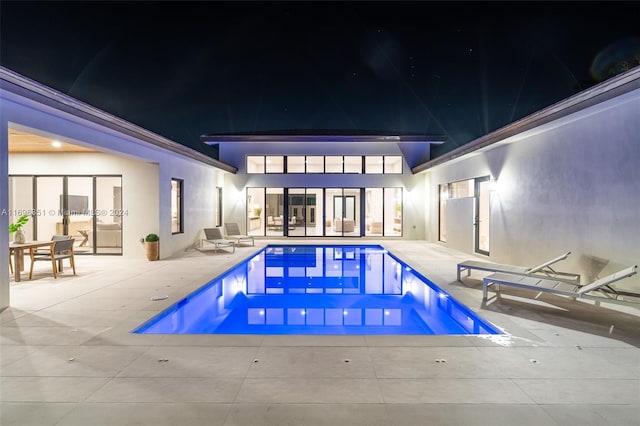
[457,251,580,284]
[482,265,639,307]
[223,223,254,246]
[202,228,236,253]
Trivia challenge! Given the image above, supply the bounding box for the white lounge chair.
[482,265,639,306]
[457,252,580,284]
[224,222,254,246]
[202,228,235,253]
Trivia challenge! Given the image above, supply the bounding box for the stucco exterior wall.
[426,88,640,289]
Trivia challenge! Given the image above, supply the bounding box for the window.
[265,156,284,173]
[384,156,403,174]
[306,156,324,173]
[287,156,305,173]
[365,156,384,173]
[171,178,183,234]
[247,156,265,173]
[344,156,362,173]
[450,179,475,198]
[325,156,343,173]
[246,155,402,174]
[216,186,222,227]
[439,184,448,242]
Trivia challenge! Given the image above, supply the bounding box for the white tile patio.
[2,240,639,426]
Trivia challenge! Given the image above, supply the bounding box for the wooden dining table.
[9,241,54,282]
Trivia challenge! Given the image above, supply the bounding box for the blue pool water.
[134,245,502,335]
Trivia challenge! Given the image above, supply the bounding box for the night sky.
[1,1,639,159]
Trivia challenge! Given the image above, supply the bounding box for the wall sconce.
[489,179,498,192]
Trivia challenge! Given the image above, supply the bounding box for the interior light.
[51,140,62,148]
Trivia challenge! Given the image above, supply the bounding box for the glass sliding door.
[288,188,306,236]
[365,188,383,236]
[306,188,322,236]
[9,175,122,255]
[8,176,35,241]
[343,188,361,237]
[326,188,361,237]
[35,176,64,242]
[247,187,265,236]
[384,187,402,236]
[95,176,122,254]
[265,188,284,237]
[66,177,94,253]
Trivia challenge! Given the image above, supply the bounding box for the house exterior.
[2,65,639,310]
[202,132,444,240]
[1,66,235,309]
[419,66,640,291]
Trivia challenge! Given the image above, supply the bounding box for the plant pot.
[145,241,159,261]
[13,229,25,244]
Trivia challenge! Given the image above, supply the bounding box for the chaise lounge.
[482,265,638,306]
[202,228,236,253]
[457,252,580,283]
[224,222,254,246]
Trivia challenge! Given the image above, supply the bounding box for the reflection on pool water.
[133,245,502,335]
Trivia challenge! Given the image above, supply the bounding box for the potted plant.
[144,233,159,261]
[9,215,29,244]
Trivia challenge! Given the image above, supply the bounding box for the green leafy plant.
[8,215,29,234]
[145,233,159,242]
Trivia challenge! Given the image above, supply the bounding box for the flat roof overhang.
[201,132,446,144]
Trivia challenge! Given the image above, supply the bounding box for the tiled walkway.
[2,240,639,425]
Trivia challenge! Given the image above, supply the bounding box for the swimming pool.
[134,245,502,335]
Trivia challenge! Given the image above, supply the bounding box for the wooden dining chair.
[29,238,76,279]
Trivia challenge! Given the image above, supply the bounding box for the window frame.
[171,178,184,234]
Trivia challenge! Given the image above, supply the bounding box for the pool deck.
[2,239,639,426]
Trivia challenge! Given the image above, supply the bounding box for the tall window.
[216,186,223,227]
[171,178,183,234]
[439,184,448,242]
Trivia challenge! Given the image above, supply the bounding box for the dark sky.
[1,1,639,159]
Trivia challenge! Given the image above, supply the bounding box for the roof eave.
[0,66,237,174]
[412,66,640,174]
[201,134,446,144]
